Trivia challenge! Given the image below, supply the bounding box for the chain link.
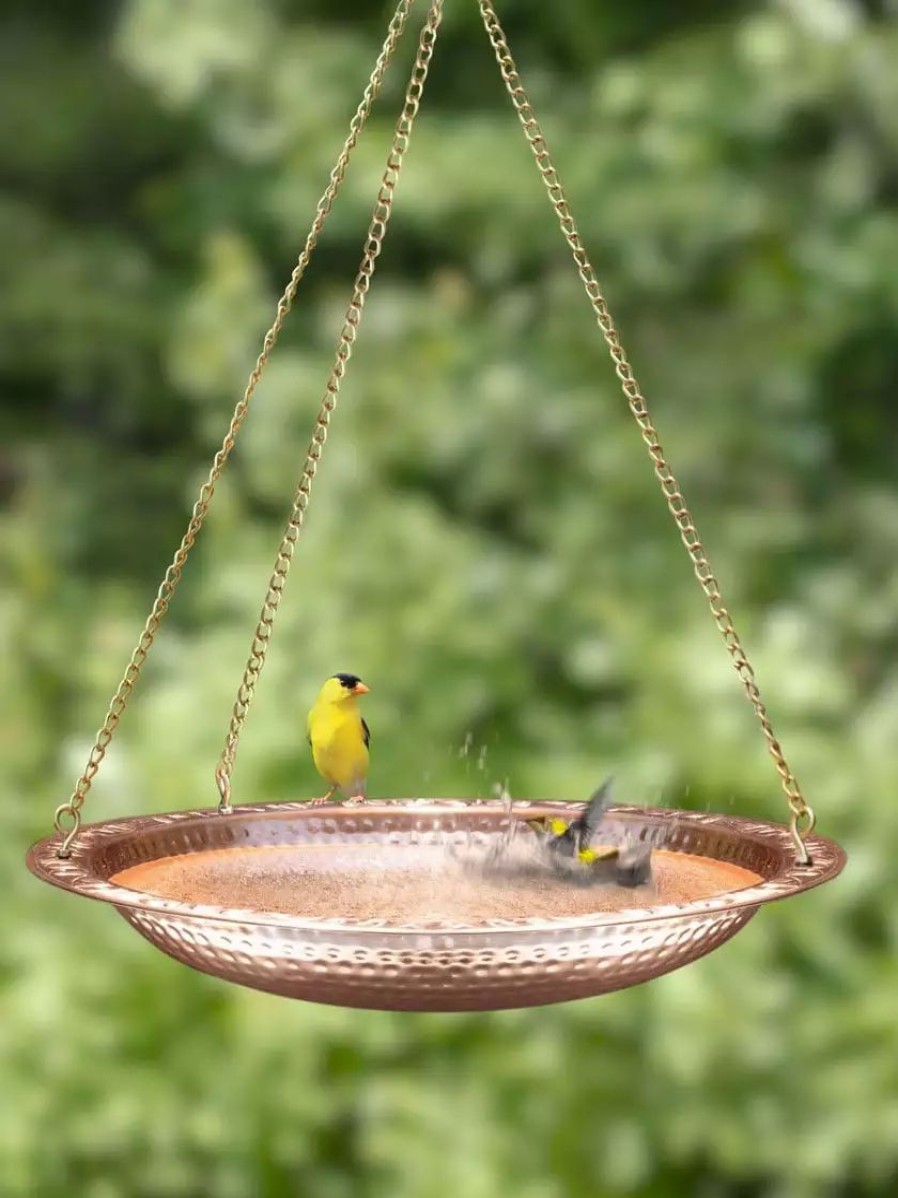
[476,0,815,865]
[53,0,419,858]
[214,0,445,811]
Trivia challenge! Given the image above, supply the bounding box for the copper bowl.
[26,800,846,1011]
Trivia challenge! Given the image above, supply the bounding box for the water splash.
[458,731,474,759]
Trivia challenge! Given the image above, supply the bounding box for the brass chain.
[214,0,445,812]
[476,0,816,864]
[52,0,419,858]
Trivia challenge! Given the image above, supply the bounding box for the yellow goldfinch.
[524,776,614,862]
[306,673,371,806]
[523,776,653,886]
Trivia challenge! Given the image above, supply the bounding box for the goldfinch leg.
[309,786,337,807]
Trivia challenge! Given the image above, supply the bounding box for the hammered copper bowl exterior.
[26,801,846,1012]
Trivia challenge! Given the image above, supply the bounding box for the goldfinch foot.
[344,795,367,807]
[309,789,336,807]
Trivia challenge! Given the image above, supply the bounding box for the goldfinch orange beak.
[353,682,370,694]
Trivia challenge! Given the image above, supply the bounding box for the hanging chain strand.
[52,0,419,858]
[477,0,815,864]
[214,0,445,812]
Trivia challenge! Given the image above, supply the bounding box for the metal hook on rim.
[789,804,816,867]
[54,804,81,859]
[216,768,233,815]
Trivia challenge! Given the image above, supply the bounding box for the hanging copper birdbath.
[26,0,846,1012]
[27,802,844,1012]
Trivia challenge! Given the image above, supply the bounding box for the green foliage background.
[2,0,897,1194]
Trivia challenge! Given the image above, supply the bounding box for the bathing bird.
[523,776,615,862]
[523,776,652,885]
[307,673,370,806]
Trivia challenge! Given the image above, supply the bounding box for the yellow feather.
[577,846,618,864]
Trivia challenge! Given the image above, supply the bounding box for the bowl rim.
[25,799,846,936]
